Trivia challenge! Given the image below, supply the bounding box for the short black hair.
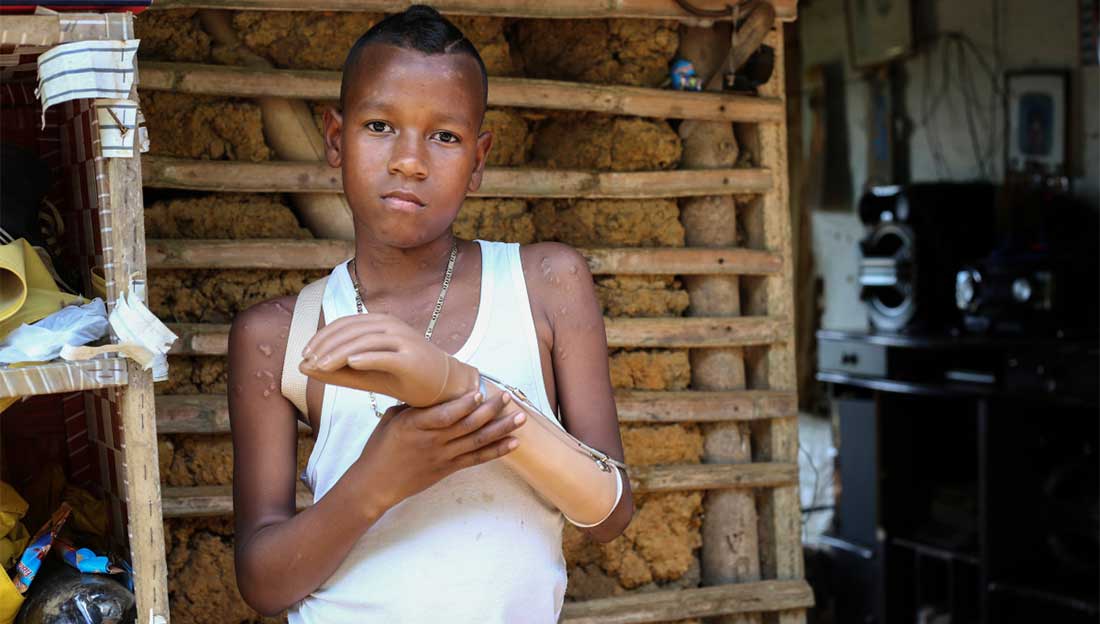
[340,5,488,111]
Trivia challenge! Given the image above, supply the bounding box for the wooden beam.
[160,462,798,517]
[145,239,782,275]
[141,157,775,197]
[559,580,815,623]
[165,317,789,356]
[147,0,798,22]
[154,390,797,434]
[0,358,128,398]
[140,62,784,123]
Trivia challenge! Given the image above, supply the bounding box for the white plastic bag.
[0,299,108,364]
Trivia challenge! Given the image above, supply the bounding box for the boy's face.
[323,44,492,248]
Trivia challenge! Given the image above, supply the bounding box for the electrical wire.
[912,31,1003,181]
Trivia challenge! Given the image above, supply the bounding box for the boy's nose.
[387,139,428,180]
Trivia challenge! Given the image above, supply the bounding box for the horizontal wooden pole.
[146,239,782,275]
[140,62,784,123]
[166,316,789,355]
[560,580,814,623]
[148,0,797,22]
[142,157,775,197]
[160,462,798,517]
[0,357,128,399]
[154,390,797,434]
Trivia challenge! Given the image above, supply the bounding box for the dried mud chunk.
[143,92,270,162]
[149,269,327,324]
[482,108,530,166]
[135,9,211,62]
[595,276,690,317]
[162,434,314,487]
[449,15,523,76]
[621,424,703,466]
[158,357,227,396]
[564,492,703,589]
[532,198,684,247]
[609,349,690,390]
[232,11,382,70]
[511,19,678,87]
[531,115,681,171]
[145,194,311,240]
[166,517,280,623]
[157,438,175,480]
[454,199,533,243]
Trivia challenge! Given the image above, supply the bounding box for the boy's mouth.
[381,189,426,213]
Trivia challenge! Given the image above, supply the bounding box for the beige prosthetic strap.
[281,276,328,418]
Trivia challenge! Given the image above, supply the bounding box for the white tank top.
[288,240,567,624]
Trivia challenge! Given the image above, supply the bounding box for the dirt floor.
[136,10,715,622]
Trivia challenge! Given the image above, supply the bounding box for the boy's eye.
[433,131,459,144]
[365,121,391,133]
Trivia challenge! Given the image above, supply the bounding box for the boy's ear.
[322,107,344,168]
[467,130,494,192]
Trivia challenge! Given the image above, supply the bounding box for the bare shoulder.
[518,242,602,334]
[518,241,594,299]
[228,295,297,373]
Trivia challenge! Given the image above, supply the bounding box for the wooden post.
[198,10,355,239]
[105,82,171,622]
[740,27,806,624]
[677,22,762,624]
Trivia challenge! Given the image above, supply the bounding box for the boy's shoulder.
[514,241,597,318]
[516,241,593,285]
[228,294,298,365]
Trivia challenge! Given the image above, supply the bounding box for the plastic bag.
[0,300,107,365]
[14,562,134,624]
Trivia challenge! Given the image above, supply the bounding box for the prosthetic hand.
[300,314,625,527]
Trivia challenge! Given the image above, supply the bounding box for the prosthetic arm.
[282,281,625,527]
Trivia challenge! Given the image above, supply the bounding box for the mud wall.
[138,10,713,623]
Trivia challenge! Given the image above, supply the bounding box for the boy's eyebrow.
[352,99,476,129]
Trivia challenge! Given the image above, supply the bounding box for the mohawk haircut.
[340,5,489,111]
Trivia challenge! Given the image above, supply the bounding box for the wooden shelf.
[559,580,815,623]
[146,239,782,275]
[140,62,785,123]
[154,390,797,433]
[160,462,799,517]
[0,357,128,399]
[142,156,775,197]
[146,0,798,22]
[164,316,790,355]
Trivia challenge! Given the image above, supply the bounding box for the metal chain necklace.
[349,239,459,417]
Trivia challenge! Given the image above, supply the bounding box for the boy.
[227,6,633,622]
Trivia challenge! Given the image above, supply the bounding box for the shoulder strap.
[281,276,328,417]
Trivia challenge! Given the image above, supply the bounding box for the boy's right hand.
[351,391,525,512]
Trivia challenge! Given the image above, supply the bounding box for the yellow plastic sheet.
[0,238,84,340]
[0,572,21,624]
[0,482,29,624]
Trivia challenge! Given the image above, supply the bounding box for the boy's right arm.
[228,299,521,616]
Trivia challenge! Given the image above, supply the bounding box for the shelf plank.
[559,580,815,623]
[154,390,797,434]
[165,316,789,356]
[0,358,128,399]
[160,462,798,517]
[147,0,797,22]
[140,62,784,123]
[145,239,782,275]
[142,157,775,197]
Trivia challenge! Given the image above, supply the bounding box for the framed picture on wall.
[846,0,912,68]
[1005,72,1067,174]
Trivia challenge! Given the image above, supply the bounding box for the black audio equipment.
[857,183,997,332]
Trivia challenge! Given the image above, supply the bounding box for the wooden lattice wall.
[140,1,810,622]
